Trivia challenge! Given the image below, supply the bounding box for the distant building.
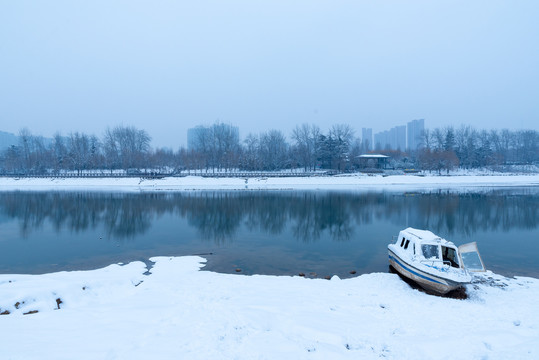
[395,125,406,151]
[374,130,389,150]
[374,125,406,151]
[361,128,373,150]
[407,119,424,151]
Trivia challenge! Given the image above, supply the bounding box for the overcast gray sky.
[1,1,538,148]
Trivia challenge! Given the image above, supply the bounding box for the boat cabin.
[395,228,462,269]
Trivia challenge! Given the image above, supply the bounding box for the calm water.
[1,189,538,278]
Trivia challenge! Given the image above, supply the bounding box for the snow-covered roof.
[358,154,389,158]
[401,227,448,244]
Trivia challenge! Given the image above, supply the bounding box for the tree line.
[0,123,537,175]
[417,126,539,173]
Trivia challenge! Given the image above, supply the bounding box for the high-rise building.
[361,128,373,150]
[395,125,406,151]
[374,131,385,150]
[374,130,390,150]
[407,119,425,151]
[374,125,406,151]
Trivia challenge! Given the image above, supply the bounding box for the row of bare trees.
[417,126,539,173]
[1,126,151,174]
[0,123,537,175]
[176,123,360,172]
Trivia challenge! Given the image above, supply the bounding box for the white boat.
[388,228,485,295]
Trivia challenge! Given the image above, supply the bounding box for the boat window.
[441,246,459,268]
[422,244,440,260]
[400,238,405,247]
[461,252,484,271]
[404,240,410,249]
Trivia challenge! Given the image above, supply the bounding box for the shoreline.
[1,173,539,191]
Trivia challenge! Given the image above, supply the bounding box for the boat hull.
[388,248,465,295]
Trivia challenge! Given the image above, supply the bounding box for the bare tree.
[291,124,320,171]
[150,147,175,173]
[103,128,119,172]
[18,128,33,173]
[241,133,260,171]
[103,126,151,171]
[259,130,288,170]
[67,132,91,174]
[210,122,240,172]
[420,129,432,151]
[51,133,67,174]
[431,128,444,151]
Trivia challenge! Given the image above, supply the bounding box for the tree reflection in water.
[0,189,538,243]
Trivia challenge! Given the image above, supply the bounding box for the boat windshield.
[421,244,440,260]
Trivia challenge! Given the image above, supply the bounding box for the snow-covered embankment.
[1,173,539,191]
[1,256,538,359]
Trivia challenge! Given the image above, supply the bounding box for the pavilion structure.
[357,154,390,170]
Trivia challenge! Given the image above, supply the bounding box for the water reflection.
[1,189,538,242]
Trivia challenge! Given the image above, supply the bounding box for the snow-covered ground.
[1,256,537,359]
[1,173,539,191]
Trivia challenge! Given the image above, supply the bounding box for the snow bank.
[1,256,538,359]
[1,174,539,191]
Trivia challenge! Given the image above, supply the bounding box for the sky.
[1,1,538,148]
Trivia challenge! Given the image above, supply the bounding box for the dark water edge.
[1,188,538,278]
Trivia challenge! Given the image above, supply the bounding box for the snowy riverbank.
[1,256,538,359]
[1,173,539,191]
